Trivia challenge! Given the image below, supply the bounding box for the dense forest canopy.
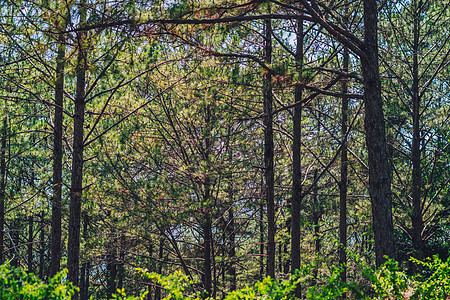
[0,0,449,299]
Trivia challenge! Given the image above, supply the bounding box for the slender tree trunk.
[291,14,303,297]
[264,16,276,280]
[118,234,125,291]
[339,43,349,292]
[259,197,264,279]
[10,219,18,268]
[0,117,7,264]
[203,215,212,297]
[313,170,320,255]
[39,211,45,279]
[228,207,236,291]
[28,216,33,272]
[80,263,86,299]
[202,105,213,297]
[80,213,90,300]
[68,1,87,290]
[212,233,217,299]
[362,0,395,266]
[84,261,90,299]
[411,0,423,269]
[155,238,164,300]
[146,243,152,300]
[225,144,237,291]
[50,29,66,278]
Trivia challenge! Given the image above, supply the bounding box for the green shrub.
[0,263,76,299]
[138,255,450,300]
[372,255,450,299]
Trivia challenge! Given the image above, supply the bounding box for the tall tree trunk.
[202,105,213,297]
[313,170,320,255]
[0,117,7,264]
[154,238,164,300]
[227,207,236,291]
[291,13,303,297]
[118,234,125,291]
[10,219,18,268]
[80,213,90,300]
[264,16,276,280]
[362,0,395,266]
[84,261,90,299]
[50,28,66,278]
[339,43,349,291]
[28,216,33,272]
[39,211,45,279]
[80,263,86,299]
[225,144,236,291]
[259,196,264,279]
[68,1,87,291]
[146,243,153,300]
[411,0,423,268]
[339,2,349,289]
[107,231,117,298]
[203,215,212,297]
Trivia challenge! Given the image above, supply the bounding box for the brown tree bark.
[225,152,236,291]
[291,12,303,298]
[28,216,33,272]
[202,214,212,297]
[39,211,45,279]
[227,207,236,291]
[339,43,349,291]
[50,29,66,278]
[411,0,423,266]
[80,213,90,300]
[259,196,264,279]
[107,230,117,298]
[202,105,213,297]
[339,2,350,290]
[361,0,395,266]
[118,234,125,291]
[0,117,7,265]
[68,1,87,291]
[154,238,164,300]
[263,16,276,280]
[298,0,396,266]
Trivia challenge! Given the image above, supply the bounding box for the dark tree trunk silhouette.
[80,213,90,300]
[154,238,164,300]
[339,2,350,290]
[361,0,395,266]
[68,1,87,292]
[411,0,423,267]
[339,44,349,292]
[291,14,303,299]
[0,117,7,264]
[299,0,396,266]
[28,216,33,272]
[50,29,66,278]
[264,16,275,280]
[39,211,45,279]
[202,105,213,297]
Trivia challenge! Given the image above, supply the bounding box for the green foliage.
[372,256,450,300]
[110,288,148,300]
[226,274,300,300]
[0,264,76,299]
[137,256,450,300]
[138,268,301,300]
[138,269,201,300]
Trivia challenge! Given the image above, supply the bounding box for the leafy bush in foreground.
[0,264,76,299]
[2,256,450,299]
[138,255,450,300]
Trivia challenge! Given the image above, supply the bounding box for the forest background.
[0,0,449,299]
